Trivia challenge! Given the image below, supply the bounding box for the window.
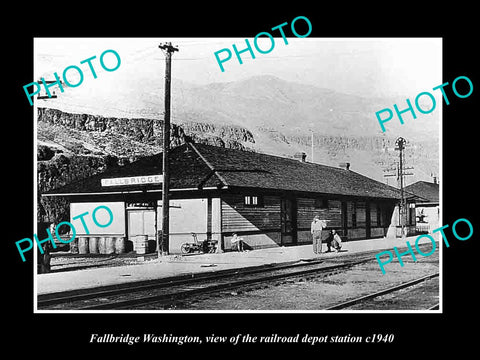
[244,195,263,207]
[314,198,328,209]
[377,204,382,227]
[351,202,357,228]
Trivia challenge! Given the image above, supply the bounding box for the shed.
[405,180,440,232]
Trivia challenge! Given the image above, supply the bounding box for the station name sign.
[101,174,163,187]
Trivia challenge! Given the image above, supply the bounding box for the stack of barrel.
[77,236,126,254]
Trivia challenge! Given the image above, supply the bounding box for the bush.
[37,145,55,161]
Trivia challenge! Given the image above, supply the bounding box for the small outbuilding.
[405,179,440,233]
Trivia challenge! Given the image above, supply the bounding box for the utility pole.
[395,137,414,239]
[397,137,406,238]
[158,42,178,256]
[36,79,61,99]
[384,137,413,238]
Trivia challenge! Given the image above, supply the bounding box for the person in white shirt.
[311,215,327,254]
[231,233,245,252]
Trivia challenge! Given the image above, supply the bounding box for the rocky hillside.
[284,132,438,186]
[38,107,254,157]
[37,107,255,223]
[37,154,118,224]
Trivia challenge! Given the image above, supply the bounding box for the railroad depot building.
[42,143,415,254]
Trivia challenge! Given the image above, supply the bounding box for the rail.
[325,272,440,310]
[38,251,383,310]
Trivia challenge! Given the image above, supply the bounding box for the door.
[127,209,156,242]
[341,201,348,238]
[365,201,371,239]
[280,197,297,245]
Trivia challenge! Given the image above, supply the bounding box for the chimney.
[293,152,307,162]
[339,162,350,170]
[433,176,438,184]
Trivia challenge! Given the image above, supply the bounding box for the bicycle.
[180,232,217,254]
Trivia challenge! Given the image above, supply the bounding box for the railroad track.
[325,272,440,310]
[38,243,439,311]
[38,251,382,310]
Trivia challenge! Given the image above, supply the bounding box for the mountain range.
[36,74,440,185]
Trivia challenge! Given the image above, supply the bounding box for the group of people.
[231,215,343,255]
[311,215,342,254]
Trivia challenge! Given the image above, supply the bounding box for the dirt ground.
[163,252,440,311]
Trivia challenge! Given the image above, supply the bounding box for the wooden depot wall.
[219,193,397,251]
[66,193,399,254]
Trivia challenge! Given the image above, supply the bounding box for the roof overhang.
[41,186,227,197]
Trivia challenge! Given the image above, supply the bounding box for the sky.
[34,37,442,99]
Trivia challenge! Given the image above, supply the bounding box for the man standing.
[311,215,327,254]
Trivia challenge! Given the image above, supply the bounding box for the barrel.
[98,237,106,254]
[114,237,126,254]
[69,238,79,254]
[134,235,148,254]
[78,237,89,254]
[88,237,99,254]
[105,237,115,254]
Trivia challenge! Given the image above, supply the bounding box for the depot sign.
[101,175,163,187]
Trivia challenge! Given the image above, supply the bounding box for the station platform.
[36,235,439,296]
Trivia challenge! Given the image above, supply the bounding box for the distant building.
[405,179,440,233]
[42,143,415,254]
